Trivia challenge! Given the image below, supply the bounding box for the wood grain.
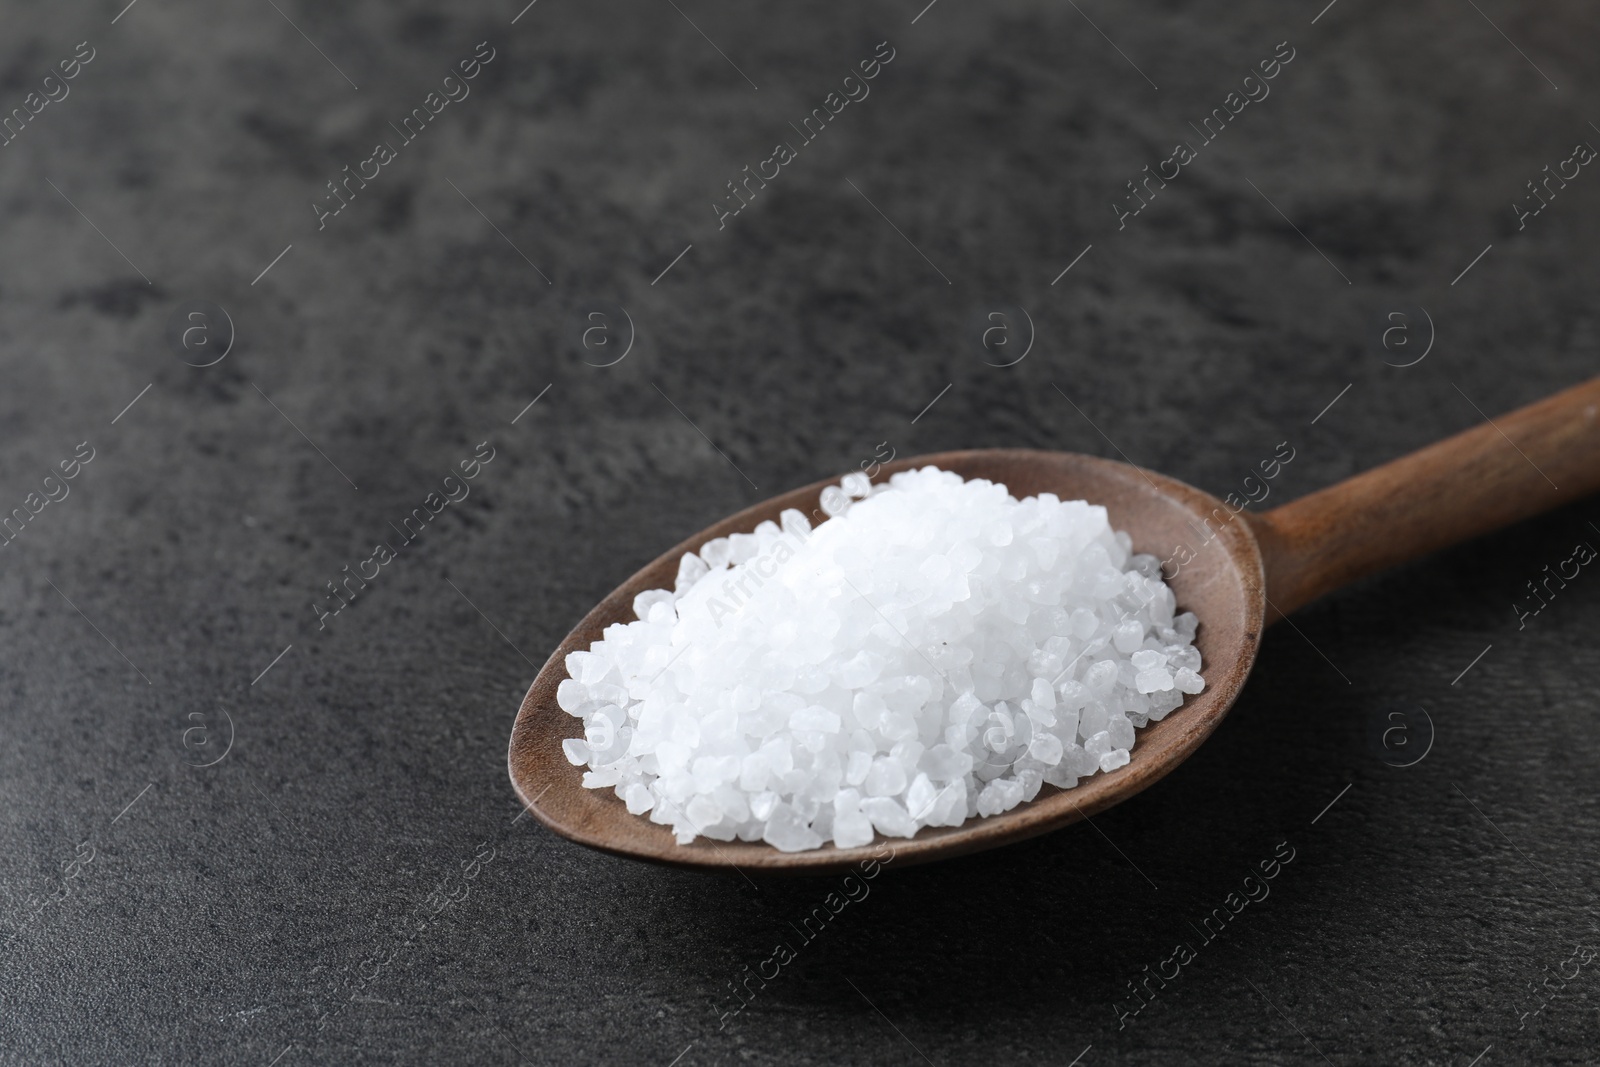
[1248,376,1600,620]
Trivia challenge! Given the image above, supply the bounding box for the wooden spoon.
[509,377,1600,873]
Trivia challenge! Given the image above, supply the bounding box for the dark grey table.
[2,0,1597,1063]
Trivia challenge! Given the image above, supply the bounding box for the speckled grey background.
[1,0,1597,1063]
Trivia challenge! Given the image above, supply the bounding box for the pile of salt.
[558,467,1204,852]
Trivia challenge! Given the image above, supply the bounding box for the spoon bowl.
[510,377,1600,874]
[510,450,1265,873]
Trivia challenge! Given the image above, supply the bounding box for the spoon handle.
[1246,376,1600,622]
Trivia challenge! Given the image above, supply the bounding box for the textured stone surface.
[1,0,1597,1063]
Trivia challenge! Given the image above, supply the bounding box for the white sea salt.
[558,466,1205,851]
